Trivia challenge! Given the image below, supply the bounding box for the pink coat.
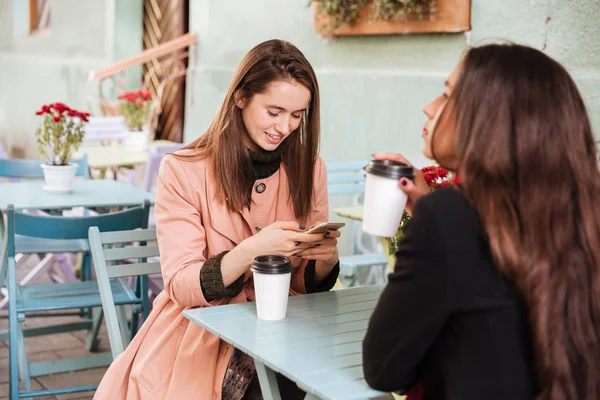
[94,151,329,399]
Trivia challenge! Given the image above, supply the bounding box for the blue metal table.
[183,285,387,400]
[0,180,155,211]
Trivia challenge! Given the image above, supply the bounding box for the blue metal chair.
[326,161,388,287]
[5,201,150,399]
[89,227,161,358]
[0,155,91,310]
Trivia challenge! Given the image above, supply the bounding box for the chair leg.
[81,255,93,319]
[17,322,32,399]
[85,308,104,352]
[116,306,130,348]
[8,259,20,400]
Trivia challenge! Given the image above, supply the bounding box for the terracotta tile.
[36,367,105,400]
[0,379,50,399]
[0,350,57,384]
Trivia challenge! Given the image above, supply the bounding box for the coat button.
[255,183,266,193]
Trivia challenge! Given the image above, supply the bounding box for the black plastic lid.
[251,255,292,275]
[364,160,415,180]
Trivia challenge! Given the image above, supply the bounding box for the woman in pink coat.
[94,39,341,400]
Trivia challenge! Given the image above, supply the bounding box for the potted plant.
[119,89,153,151]
[311,0,471,36]
[35,103,89,193]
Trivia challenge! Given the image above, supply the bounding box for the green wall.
[185,0,600,168]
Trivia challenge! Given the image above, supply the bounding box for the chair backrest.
[141,143,185,192]
[325,161,367,196]
[0,154,89,180]
[83,116,127,144]
[5,200,150,257]
[88,227,160,358]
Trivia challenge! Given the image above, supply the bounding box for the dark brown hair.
[178,39,320,221]
[453,43,600,399]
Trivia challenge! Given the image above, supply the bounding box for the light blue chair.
[89,227,161,358]
[5,201,150,399]
[326,161,388,287]
[0,155,91,311]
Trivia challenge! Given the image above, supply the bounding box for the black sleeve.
[200,251,245,302]
[362,196,449,393]
[304,259,340,293]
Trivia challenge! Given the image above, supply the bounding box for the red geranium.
[35,102,89,165]
[421,165,453,190]
[118,89,152,131]
[35,102,90,123]
[117,90,152,102]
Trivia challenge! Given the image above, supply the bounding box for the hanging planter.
[312,0,471,37]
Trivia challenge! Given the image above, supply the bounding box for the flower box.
[313,0,471,36]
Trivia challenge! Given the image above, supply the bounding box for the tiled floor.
[0,255,110,400]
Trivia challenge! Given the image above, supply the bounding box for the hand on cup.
[372,153,431,215]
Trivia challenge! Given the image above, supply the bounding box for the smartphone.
[305,222,346,234]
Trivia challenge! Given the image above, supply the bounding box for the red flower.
[434,181,453,189]
[52,102,69,113]
[118,89,152,103]
[35,103,89,123]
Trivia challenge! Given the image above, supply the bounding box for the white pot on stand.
[124,127,150,152]
[41,163,78,194]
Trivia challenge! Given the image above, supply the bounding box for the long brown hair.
[178,39,320,221]
[452,43,600,399]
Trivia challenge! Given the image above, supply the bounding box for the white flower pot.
[124,128,150,151]
[41,163,78,194]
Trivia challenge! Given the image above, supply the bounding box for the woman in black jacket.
[363,43,600,400]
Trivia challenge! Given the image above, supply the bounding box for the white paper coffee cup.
[362,160,415,237]
[251,255,292,321]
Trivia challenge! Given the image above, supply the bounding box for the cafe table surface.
[184,284,389,400]
[0,179,155,211]
[75,139,175,170]
[332,206,396,271]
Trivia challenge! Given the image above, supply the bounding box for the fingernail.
[295,241,302,246]
[400,179,407,187]
[299,225,305,230]
[324,232,331,237]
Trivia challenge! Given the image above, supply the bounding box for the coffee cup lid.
[251,255,292,275]
[364,160,415,180]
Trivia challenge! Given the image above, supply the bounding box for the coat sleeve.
[154,155,213,308]
[362,196,449,393]
[289,157,331,294]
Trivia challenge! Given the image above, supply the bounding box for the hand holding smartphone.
[305,222,345,234]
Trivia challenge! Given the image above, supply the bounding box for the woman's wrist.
[221,240,257,287]
[314,259,338,284]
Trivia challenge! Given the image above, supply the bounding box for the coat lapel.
[204,166,253,245]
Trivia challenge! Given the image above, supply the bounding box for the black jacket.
[363,187,536,400]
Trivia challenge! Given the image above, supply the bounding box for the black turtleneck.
[248,145,284,180]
